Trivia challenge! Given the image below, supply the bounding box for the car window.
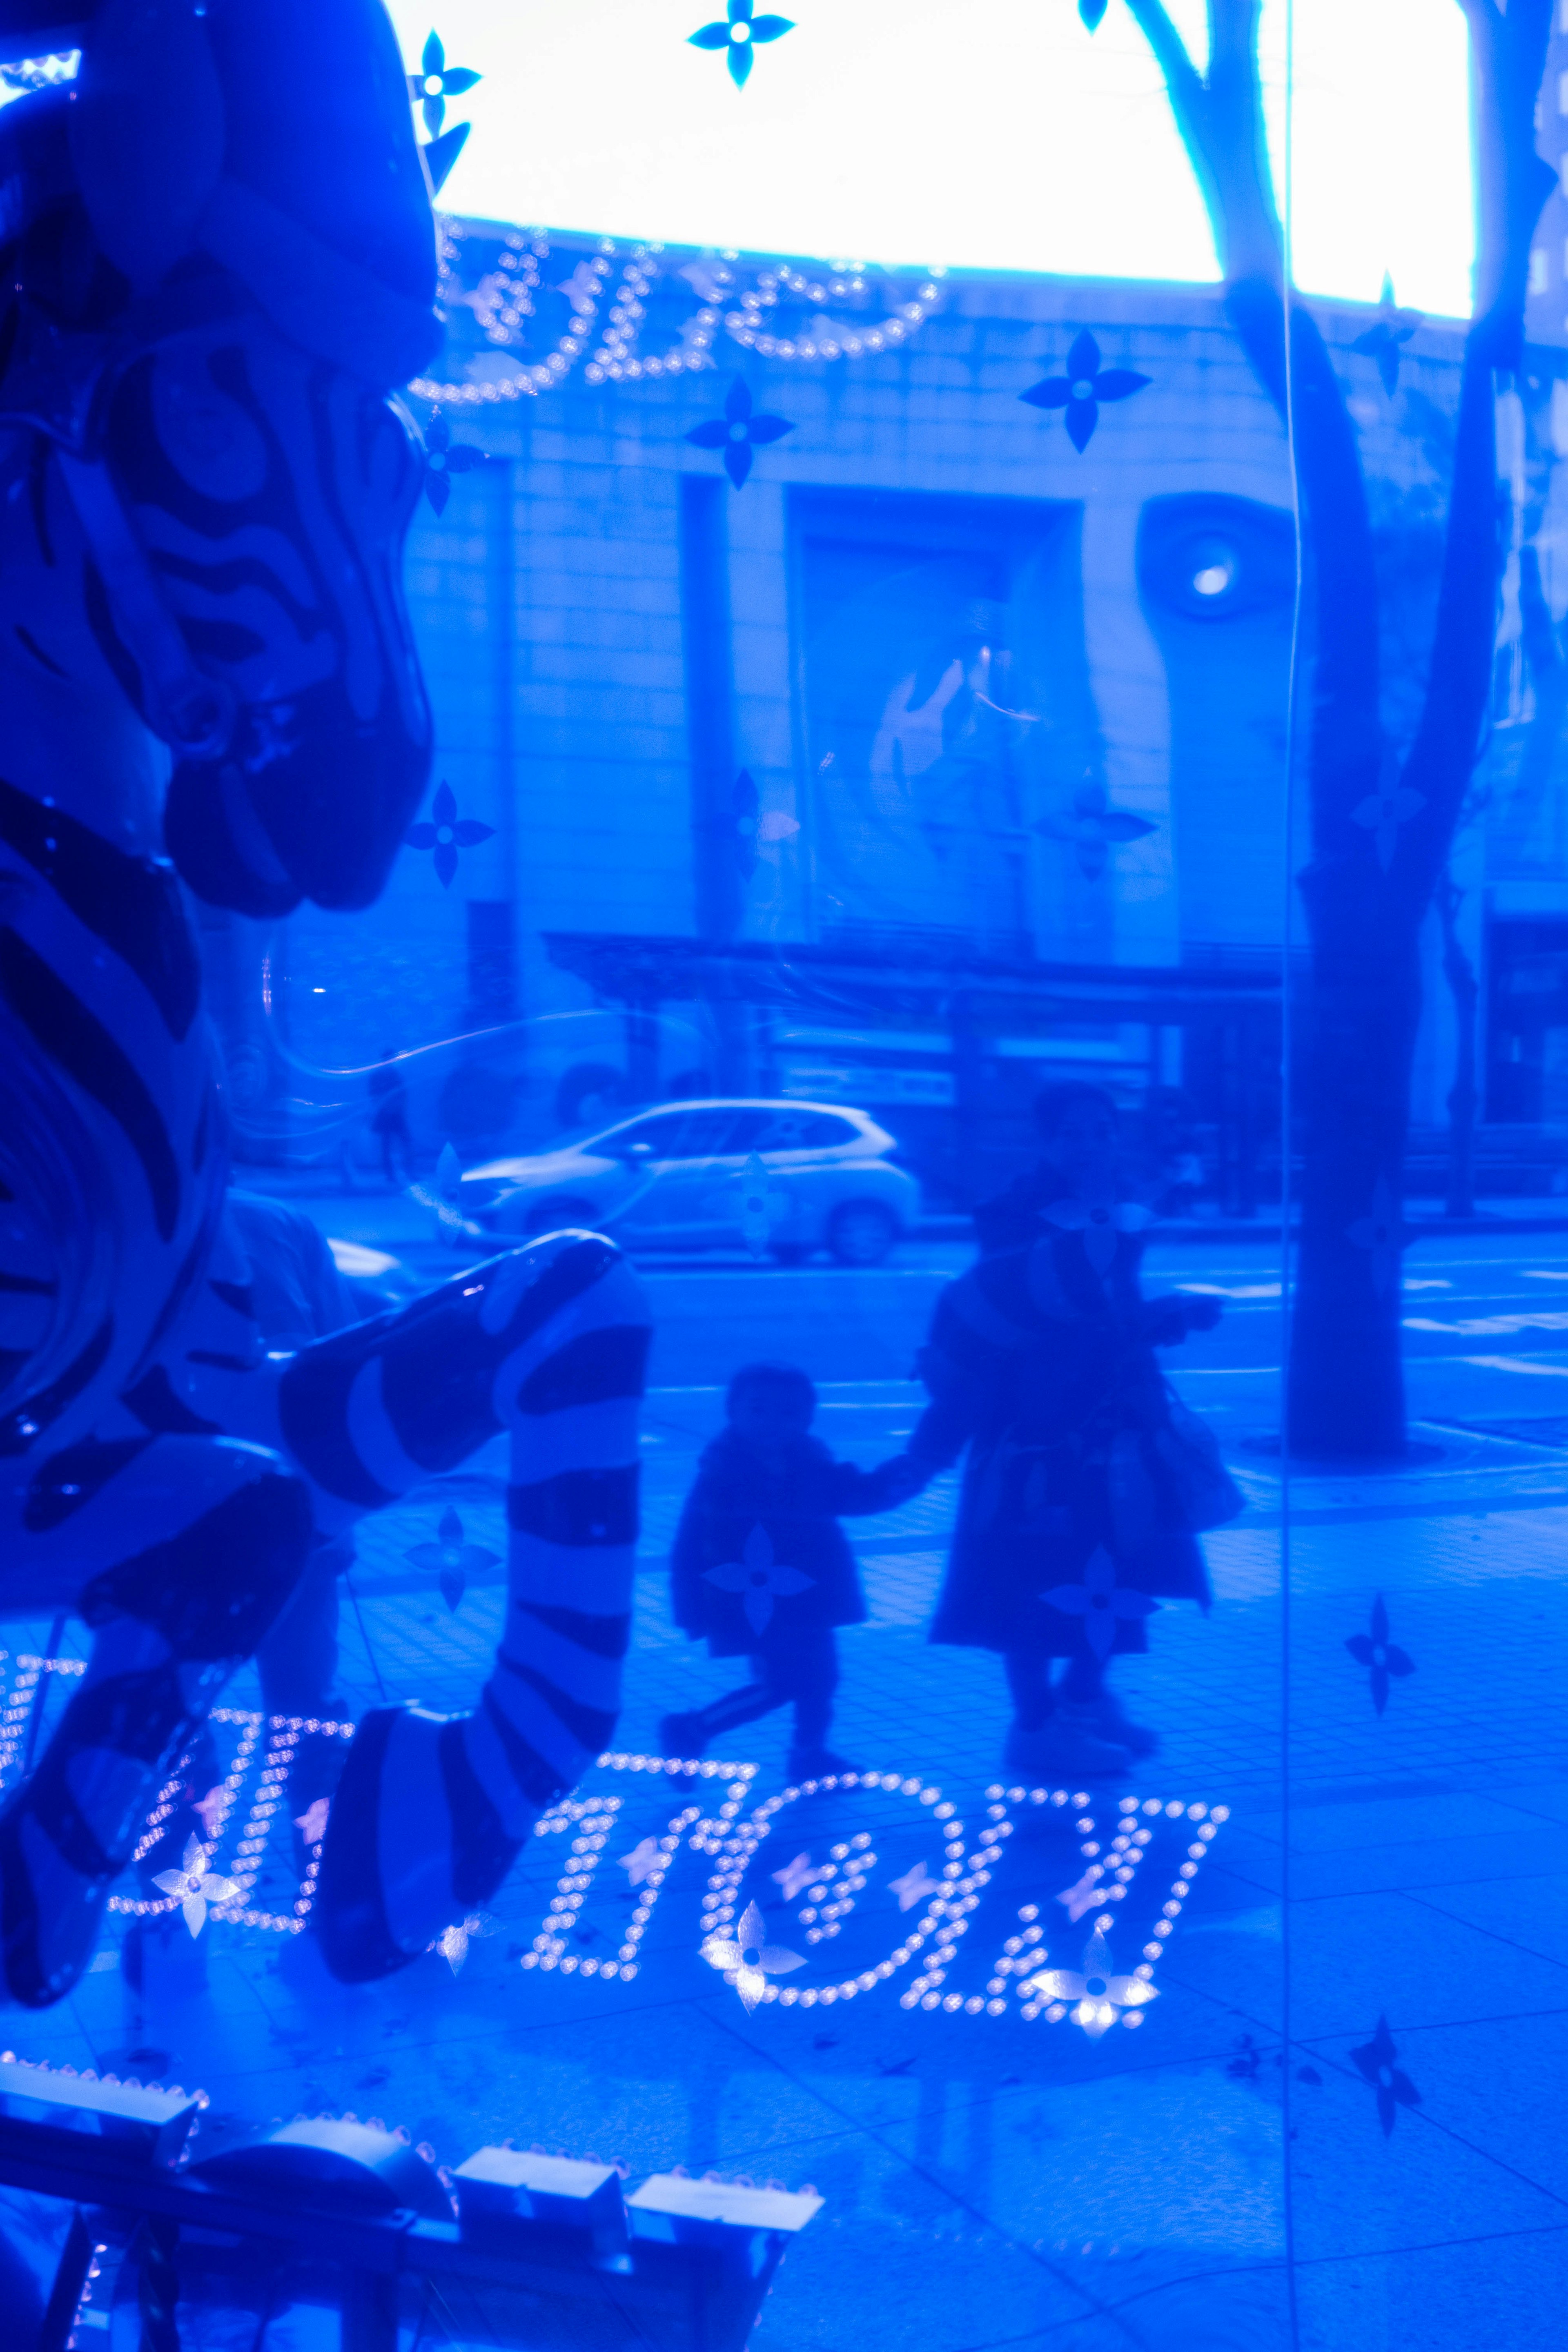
[757,1110,861,1151]
[660,1107,775,1157]
[595,1111,688,1158]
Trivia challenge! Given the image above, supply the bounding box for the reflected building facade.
[251,226,1566,1214]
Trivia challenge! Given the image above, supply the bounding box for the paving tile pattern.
[4,1233,1568,2348]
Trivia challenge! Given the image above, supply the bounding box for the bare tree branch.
[1122,0,1205,121]
[1123,0,1281,283]
[1461,0,1555,360]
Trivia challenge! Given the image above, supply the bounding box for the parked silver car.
[459,1099,920,1265]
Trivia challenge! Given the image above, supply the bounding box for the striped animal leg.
[289,1233,650,1980]
[0,1437,311,2008]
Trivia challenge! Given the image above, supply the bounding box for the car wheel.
[524,1195,600,1238]
[769,1241,811,1267]
[827,1201,898,1267]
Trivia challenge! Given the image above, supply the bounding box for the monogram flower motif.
[1037,784,1157,880]
[1351,2013,1422,2135]
[1044,1194,1153,1276]
[701,1899,805,2011]
[773,1851,816,1901]
[405,781,495,890]
[192,1784,226,1841]
[294,1797,330,1848]
[405,1503,499,1610]
[151,1836,239,1938]
[1043,1545,1157,1660]
[689,0,795,88]
[407,29,481,136]
[734,1152,791,1256]
[705,1523,815,1634]
[686,377,795,488]
[1025,1928,1158,2039]
[1352,275,1423,397]
[421,414,487,515]
[1054,1866,1107,1925]
[889,1860,940,1913]
[1345,1593,1415,1716]
[1352,771,1425,871]
[621,1837,664,1886]
[1020,330,1151,451]
[435,1912,490,1973]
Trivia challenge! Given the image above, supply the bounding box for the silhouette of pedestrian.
[368,1046,412,1187]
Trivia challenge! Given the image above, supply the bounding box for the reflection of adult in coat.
[912,1087,1222,1776]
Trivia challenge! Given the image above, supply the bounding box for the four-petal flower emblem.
[295,1797,331,1848]
[1345,1593,1415,1716]
[421,414,487,515]
[889,1860,940,1913]
[405,781,495,890]
[689,0,795,88]
[192,1784,226,1842]
[1021,330,1151,451]
[734,1152,791,1256]
[1037,784,1157,880]
[1044,1192,1153,1276]
[1352,770,1425,873]
[1044,1545,1157,1660]
[1054,1866,1107,1925]
[435,1912,490,1974]
[1025,1928,1158,2039]
[1352,274,1424,397]
[686,377,795,488]
[405,1503,499,1610]
[407,30,481,135]
[621,1836,664,1886]
[773,1851,816,1901]
[152,1836,239,1938]
[701,1898,806,2011]
[1351,2013,1422,2135]
[705,1523,815,1635]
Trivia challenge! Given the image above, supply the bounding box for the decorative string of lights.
[109,1710,352,1931]
[67,2235,112,2347]
[723,260,945,363]
[0,1650,83,1785]
[520,1748,759,1978]
[410,224,946,407]
[0,47,79,92]
[4,1644,1228,2030]
[214,1719,308,1933]
[725,1768,968,2011]
[1010,1793,1229,2031]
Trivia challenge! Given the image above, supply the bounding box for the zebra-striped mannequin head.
[0,0,439,916]
[0,0,441,1454]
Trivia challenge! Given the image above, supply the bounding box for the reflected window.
[606,1106,776,1159]
[757,1109,862,1151]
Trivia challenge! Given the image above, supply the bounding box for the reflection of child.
[661,1363,926,1779]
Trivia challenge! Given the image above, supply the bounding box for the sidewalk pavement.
[3,1370,1565,2350]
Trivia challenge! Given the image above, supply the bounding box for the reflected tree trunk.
[1435,873,1479,1220]
[1119,0,1554,1457]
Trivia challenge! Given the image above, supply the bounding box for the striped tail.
[0,1436,311,2007]
[303,1233,650,1980]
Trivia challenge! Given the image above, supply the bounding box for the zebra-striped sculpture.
[0,0,649,2003]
